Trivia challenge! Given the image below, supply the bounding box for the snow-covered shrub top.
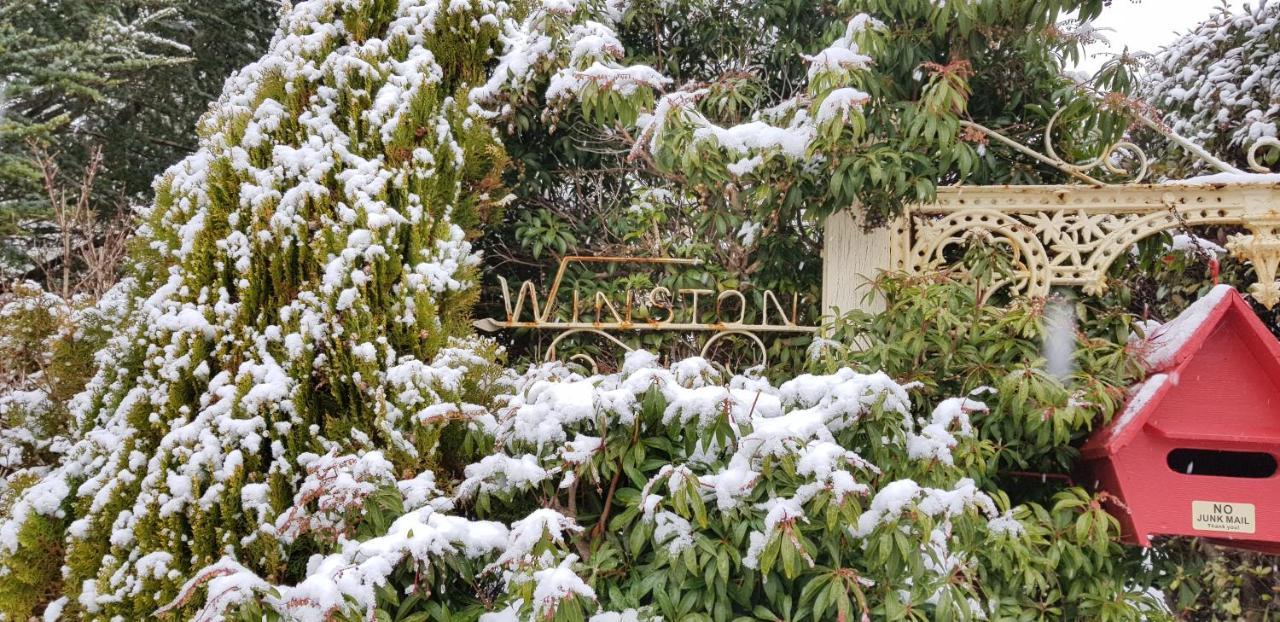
[468,0,875,186]
[626,15,876,178]
[1144,2,1280,173]
[160,351,1037,621]
[0,280,130,509]
[469,0,669,120]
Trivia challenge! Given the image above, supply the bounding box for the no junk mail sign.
[1192,501,1255,535]
[1079,285,1280,553]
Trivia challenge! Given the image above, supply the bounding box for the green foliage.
[514,208,578,260]
[0,507,65,620]
[814,245,1142,475]
[0,0,279,281]
[802,253,1158,618]
[1149,538,1279,620]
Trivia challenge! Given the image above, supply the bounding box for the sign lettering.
[473,256,819,366]
[1192,500,1256,534]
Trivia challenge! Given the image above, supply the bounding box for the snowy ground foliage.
[0,281,127,506]
[146,351,1147,621]
[1143,0,1280,174]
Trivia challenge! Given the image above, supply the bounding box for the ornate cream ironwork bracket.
[1228,218,1280,309]
[825,103,1280,314]
[825,184,1280,313]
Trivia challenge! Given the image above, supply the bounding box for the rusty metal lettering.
[716,290,747,324]
[761,290,799,326]
[678,288,714,323]
[648,286,673,323]
[498,277,547,323]
[476,256,818,366]
[593,291,625,325]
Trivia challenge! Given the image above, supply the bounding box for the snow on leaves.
[1145,2,1280,172]
[162,350,1027,620]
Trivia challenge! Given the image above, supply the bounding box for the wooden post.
[821,209,895,318]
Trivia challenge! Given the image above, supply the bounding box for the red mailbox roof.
[1081,285,1280,457]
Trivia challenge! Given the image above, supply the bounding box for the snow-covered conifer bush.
[1142,1,1280,175]
[0,0,526,617]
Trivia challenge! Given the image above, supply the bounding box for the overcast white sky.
[1076,0,1249,73]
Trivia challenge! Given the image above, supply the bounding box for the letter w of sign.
[499,277,553,324]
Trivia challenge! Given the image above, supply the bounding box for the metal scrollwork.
[1042,109,1151,184]
[893,103,1280,307]
[961,101,1280,186]
[1248,136,1280,174]
[475,256,817,369]
[894,184,1280,307]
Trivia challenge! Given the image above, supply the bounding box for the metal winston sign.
[474,256,817,367]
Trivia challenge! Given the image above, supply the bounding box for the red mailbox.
[1080,285,1280,553]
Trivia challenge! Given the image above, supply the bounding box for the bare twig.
[28,142,131,299]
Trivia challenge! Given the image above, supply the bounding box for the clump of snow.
[1163,172,1280,185]
[802,13,882,80]
[693,120,816,158]
[1108,373,1171,441]
[457,454,552,498]
[531,556,597,617]
[1168,233,1227,256]
[650,510,694,555]
[804,47,872,80]
[728,156,766,178]
[852,478,997,537]
[987,511,1026,538]
[1138,284,1233,370]
[493,509,582,569]
[815,88,871,125]
[907,397,984,466]
[0,477,69,553]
